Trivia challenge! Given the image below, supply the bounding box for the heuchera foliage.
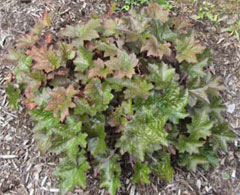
[6,4,236,195]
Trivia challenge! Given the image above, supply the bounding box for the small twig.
[0,154,17,159]
[40,187,59,193]
[60,8,71,16]
[129,155,134,168]
[197,170,208,182]
[180,73,188,84]
[94,149,116,176]
[235,182,240,194]
[2,110,18,118]
[230,128,240,137]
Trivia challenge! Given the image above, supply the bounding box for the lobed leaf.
[61,19,101,45]
[74,98,97,116]
[187,111,213,140]
[45,85,79,122]
[84,79,114,112]
[30,107,60,131]
[144,3,169,23]
[106,51,139,79]
[177,135,204,154]
[179,153,208,171]
[211,123,236,152]
[54,154,90,194]
[29,45,60,73]
[96,152,121,195]
[74,46,94,72]
[88,59,111,79]
[141,35,171,59]
[175,35,205,63]
[86,116,107,156]
[117,103,169,161]
[147,63,175,89]
[95,41,119,57]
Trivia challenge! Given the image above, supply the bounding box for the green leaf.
[6,84,20,110]
[88,58,111,79]
[150,20,177,42]
[61,19,101,45]
[118,11,150,42]
[34,87,51,106]
[147,63,175,89]
[73,46,94,72]
[145,3,169,23]
[177,135,204,154]
[200,96,225,122]
[132,162,151,184]
[13,54,33,83]
[30,107,60,131]
[188,75,225,107]
[117,103,168,161]
[107,76,153,99]
[177,111,213,155]
[58,42,76,63]
[141,35,171,59]
[106,51,139,79]
[211,123,236,152]
[31,12,51,35]
[187,111,213,140]
[179,153,208,171]
[96,41,119,57]
[124,76,153,99]
[108,100,133,130]
[102,18,122,36]
[74,98,97,116]
[205,75,226,97]
[189,86,210,106]
[128,9,150,33]
[84,79,114,112]
[97,152,121,195]
[159,84,189,123]
[54,153,90,194]
[119,84,188,160]
[86,116,107,156]
[47,117,87,160]
[183,58,208,78]
[150,153,174,182]
[175,35,205,63]
[200,145,219,170]
[17,34,39,48]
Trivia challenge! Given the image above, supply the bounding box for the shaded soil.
[0,0,240,194]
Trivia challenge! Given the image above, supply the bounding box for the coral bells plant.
[6,3,236,195]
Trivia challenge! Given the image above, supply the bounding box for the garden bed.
[0,0,239,194]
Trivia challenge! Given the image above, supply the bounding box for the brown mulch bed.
[0,0,239,194]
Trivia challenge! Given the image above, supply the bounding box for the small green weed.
[115,0,149,11]
[197,2,223,24]
[114,0,172,11]
[222,21,240,40]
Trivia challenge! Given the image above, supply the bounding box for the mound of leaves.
[6,3,236,195]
